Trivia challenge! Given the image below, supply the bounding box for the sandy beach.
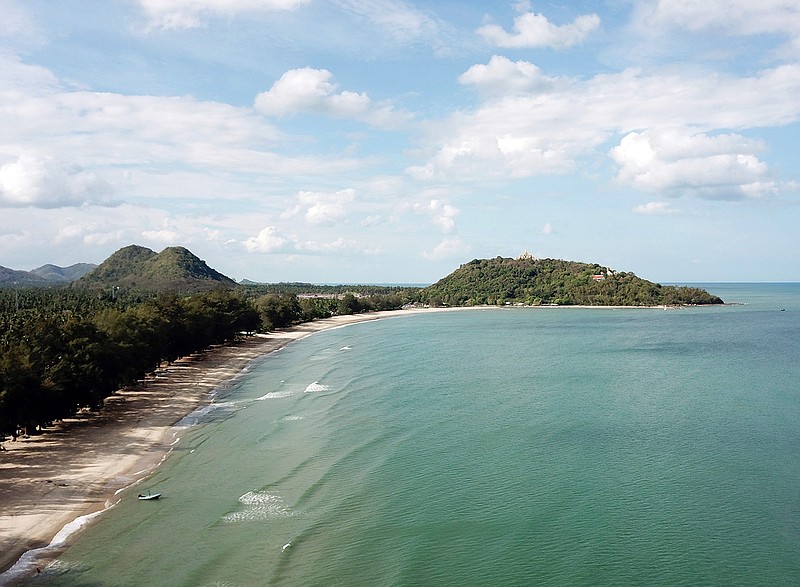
[0,303,670,583]
[0,310,405,585]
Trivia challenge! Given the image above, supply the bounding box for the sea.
[20,283,800,586]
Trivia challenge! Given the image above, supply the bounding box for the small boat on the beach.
[138,492,161,500]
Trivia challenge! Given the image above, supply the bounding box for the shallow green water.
[26,284,800,586]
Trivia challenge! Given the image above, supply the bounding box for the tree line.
[0,287,406,438]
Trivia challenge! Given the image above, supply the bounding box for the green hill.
[421,256,723,306]
[31,263,97,282]
[0,265,49,287]
[75,245,237,293]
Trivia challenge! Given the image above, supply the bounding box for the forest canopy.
[0,286,405,438]
[420,257,723,307]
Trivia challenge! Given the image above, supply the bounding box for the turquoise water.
[28,284,800,586]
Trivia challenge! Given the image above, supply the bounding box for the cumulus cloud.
[136,0,310,30]
[254,68,411,129]
[301,189,354,226]
[243,226,290,253]
[422,237,470,261]
[411,61,800,198]
[611,129,778,200]
[477,10,600,49]
[141,218,185,244]
[458,56,557,96]
[413,199,459,233]
[291,188,356,226]
[0,154,112,208]
[242,227,362,255]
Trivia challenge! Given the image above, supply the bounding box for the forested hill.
[31,263,96,282]
[421,257,723,306]
[75,245,237,293]
[0,265,48,286]
[0,263,96,287]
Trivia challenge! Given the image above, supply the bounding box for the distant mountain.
[75,245,237,292]
[421,256,723,306]
[30,263,97,282]
[0,265,49,286]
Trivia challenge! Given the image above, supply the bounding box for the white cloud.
[242,224,367,256]
[411,61,800,197]
[333,0,441,44]
[0,58,369,192]
[639,0,800,37]
[0,52,59,95]
[49,205,232,253]
[361,214,383,227]
[611,129,778,200]
[136,0,310,31]
[0,1,46,48]
[254,68,411,129]
[0,154,112,208]
[297,237,355,253]
[478,10,600,49]
[140,228,182,244]
[141,218,185,244]
[422,237,470,261]
[633,201,677,215]
[413,199,459,233]
[295,188,356,226]
[55,220,125,247]
[541,223,554,235]
[459,56,556,97]
[243,226,290,253]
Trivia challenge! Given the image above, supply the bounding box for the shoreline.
[0,302,719,583]
[0,309,418,585]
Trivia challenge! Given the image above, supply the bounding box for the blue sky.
[1,0,799,283]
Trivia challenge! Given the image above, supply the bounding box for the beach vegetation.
[0,288,259,437]
[0,284,407,437]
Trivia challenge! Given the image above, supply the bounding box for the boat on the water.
[138,492,161,500]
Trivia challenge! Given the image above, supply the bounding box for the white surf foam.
[304,381,330,393]
[174,401,236,427]
[222,491,293,523]
[256,390,295,400]
[0,509,105,585]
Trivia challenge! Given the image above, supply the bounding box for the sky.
[1,0,799,284]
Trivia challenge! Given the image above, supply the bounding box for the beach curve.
[0,310,415,585]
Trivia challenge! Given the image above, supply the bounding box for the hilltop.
[31,263,97,282]
[421,256,723,306]
[0,263,96,287]
[74,245,237,293]
[0,266,48,287]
